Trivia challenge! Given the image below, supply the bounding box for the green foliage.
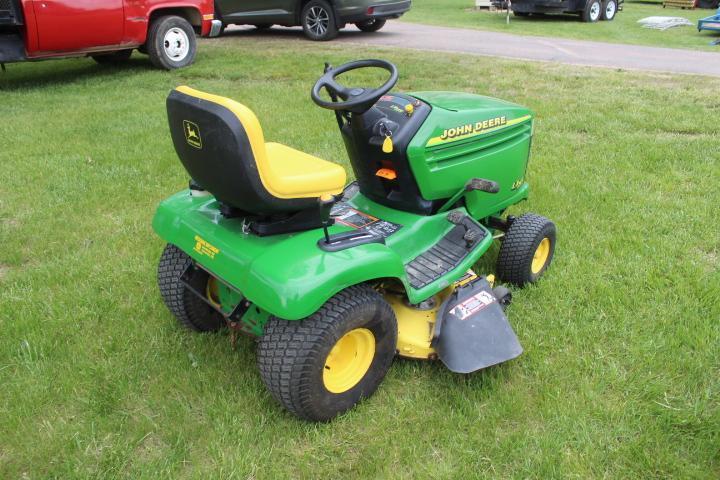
[403,0,719,51]
[0,40,718,478]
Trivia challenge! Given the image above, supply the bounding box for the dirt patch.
[0,264,9,281]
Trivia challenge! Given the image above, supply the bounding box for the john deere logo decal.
[193,235,219,259]
[183,120,202,149]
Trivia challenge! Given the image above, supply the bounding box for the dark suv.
[215,0,411,40]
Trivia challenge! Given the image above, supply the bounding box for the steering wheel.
[311,59,398,114]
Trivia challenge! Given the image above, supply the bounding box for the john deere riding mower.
[153,59,556,421]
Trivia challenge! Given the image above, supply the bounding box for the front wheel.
[301,0,339,41]
[581,0,602,22]
[355,18,386,32]
[496,214,556,286]
[257,284,397,421]
[146,15,197,70]
[601,0,617,20]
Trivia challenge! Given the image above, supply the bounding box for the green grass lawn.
[1,38,719,478]
[402,0,720,51]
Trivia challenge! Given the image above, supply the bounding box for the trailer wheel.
[496,214,556,286]
[157,244,224,332]
[581,0,602,22]
[91,49,133,64]
[257,284,397,421]
[146,15,197,70]
[601,0,617,20]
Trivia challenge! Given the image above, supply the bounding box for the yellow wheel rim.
[323,328,376,394]
[531,237,551,274]
[206,277,221,308]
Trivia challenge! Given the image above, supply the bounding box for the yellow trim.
[202,13,215,20]
[323,328,376,394]
[426,114,532,148]
[175,86,346,199]
[531,237,551,274]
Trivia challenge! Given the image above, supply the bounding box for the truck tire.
[581,0,602,22]
[355,19,386,32]
[146,15,197,70]
[601,0,617,20]
[495,213,556,286]
[157,244,224,332]
[257,284,397,421]
[301,0,339,41]
[91,49,133,64]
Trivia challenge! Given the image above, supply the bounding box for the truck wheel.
[146,15,197,70]
[601,0,617,20]
[157,244,224,332]
[257,284,397,421]
[301,0,339,41]
[581,0,602,22]
[91,49,133,64]
[496,214,556,286]
[355,19,386,32]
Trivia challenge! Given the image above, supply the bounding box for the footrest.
[404,216,487,290]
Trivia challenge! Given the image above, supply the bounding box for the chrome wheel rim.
[163,27,190,62]
[605,1,616,18]
[590,2,600,20]
[306,6,330,36]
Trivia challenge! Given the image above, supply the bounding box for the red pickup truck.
[0,0,220,69]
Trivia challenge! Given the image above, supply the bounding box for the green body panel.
[153,190,493,321]
[407,91,533,218]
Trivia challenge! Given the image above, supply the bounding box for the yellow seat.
[174,86,346,201]
[264,142,346,198]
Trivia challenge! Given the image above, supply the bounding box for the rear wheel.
[157,244,224,332]
[257,284,397,421]
[91,49,133,64]
[146,15,197,70]
[355,18,386,32]
[601,0,617,20]
[581,0,602,22]
[301,0,338,41]
[496,214,556,286]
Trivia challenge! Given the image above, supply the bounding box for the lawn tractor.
[153,59,557,421]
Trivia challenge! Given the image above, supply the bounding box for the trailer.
[698,7,720,31]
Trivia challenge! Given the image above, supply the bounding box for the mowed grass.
[1,38,719,478]
[402,0,720,51]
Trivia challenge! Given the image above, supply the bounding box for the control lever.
[447,211,479,248]
[318,194,335,244]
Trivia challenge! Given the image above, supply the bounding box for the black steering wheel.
[311,59,398,114]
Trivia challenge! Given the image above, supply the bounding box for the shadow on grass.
[0,57,155,91]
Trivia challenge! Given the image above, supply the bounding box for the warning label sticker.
[331,203,402,239]
[449,290,496,321]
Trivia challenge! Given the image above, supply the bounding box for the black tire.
[157,244,224,332]
[301,0,338,41]
[601,0,617,20]
[581,0,602,22]
[513,10,531,16]
[496,214,556,286]
[257,284,397,421]
[91,49,133,64]
[146,15,197,70]
[355,18,386,32]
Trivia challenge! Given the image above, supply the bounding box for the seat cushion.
[264,142,346,198]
